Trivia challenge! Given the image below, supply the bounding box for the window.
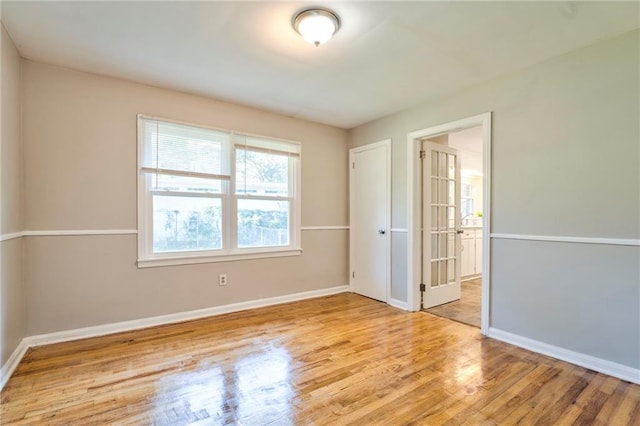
[137,116,301,267]
[461,181,474,219]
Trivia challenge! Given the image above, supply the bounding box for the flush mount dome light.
[292,8,340,47]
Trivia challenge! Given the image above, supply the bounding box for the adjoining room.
[424,126,484,328]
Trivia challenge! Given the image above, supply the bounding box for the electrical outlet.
[219,274,227,286]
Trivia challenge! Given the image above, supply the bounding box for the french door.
[422,141,461,308]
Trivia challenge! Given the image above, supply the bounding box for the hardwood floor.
[2,293,639,425]
[425,278,482,327]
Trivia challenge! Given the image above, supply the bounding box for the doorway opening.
[422,127,484,327]
[406,113,491,335]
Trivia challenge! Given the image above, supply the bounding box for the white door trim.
[406,113,492,335]
[349,139,392,302]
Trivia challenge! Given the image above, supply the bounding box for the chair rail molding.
[491,233,640,247]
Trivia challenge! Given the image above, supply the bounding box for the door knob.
[456,229,464,234]
[378,229,386,235]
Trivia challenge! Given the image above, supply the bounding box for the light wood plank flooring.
[1,293,639,425]
[425,278,482,327]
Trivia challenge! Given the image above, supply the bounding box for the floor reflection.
[153,365,226,425]
[6,294,631,424]
[152,344,293,425]
[235,345,293,424]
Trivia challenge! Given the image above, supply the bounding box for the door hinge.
[419,150,426,159]
[352,162,355,169]
[352,272,355,279]
[419,283,426,292]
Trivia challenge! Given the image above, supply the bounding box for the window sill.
[137,248,303,268]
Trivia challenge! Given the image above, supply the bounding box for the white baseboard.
[5,293,636,392]
[488,327,640,385]
[388,298,409,311]
[0,339,29,391]
[0,285,348,391]
[462,274,481,282]
[27,285,349,348]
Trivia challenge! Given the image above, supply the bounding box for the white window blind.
[140,117,231,187]
[233,134,301,157]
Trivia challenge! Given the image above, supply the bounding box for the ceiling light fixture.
[292,8,340,47]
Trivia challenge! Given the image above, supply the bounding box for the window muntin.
[138,116,301,266]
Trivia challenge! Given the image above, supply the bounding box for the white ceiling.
[2,1,638,129]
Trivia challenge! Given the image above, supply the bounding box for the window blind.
[140,117,231,181]
[233,134,300,157]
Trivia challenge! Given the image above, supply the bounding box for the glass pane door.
[430,151,458,288]
[422,141,462,309]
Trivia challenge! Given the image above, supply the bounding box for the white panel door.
[350,141,390,302]
[422,141,461,308]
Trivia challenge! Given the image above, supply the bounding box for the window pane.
[439,152,447,177]
[448,207,456,229]
[461,198,474,218]
[431,206,438,231]
[447,232,455,258]
[439,206,446,230]
[439,179,447,204]
[439,259,447,286]
[237,199,289,248]
[448,180,455,206]
[153,195,222,252]
[447,259,455,283]
[236,149,289,196]
[431,234,438,260]
[430,260,438,287]
[430,153,438,177]
[448,154,456,179]
[462,182,473,198]
[439,232,447,258]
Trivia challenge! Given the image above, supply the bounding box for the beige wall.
[22,61,349,335]
[349,30,639,368]
[1,23,25,365]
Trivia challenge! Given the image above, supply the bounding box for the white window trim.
[137,115,302,268]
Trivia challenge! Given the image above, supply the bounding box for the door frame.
[406,113,492,334]
[349,139,392,303]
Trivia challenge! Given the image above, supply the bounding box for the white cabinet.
[461,237,475,277]
[474,236,483,275]
[461,228,482,278]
